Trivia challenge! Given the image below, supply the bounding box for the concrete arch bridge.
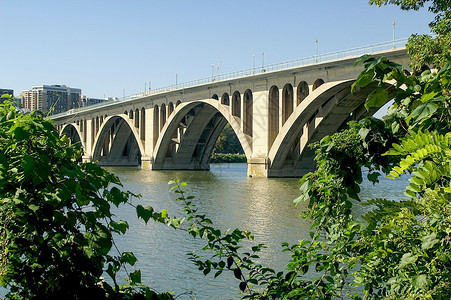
[50,47,409,177]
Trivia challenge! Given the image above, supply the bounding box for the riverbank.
[210,153,246,163]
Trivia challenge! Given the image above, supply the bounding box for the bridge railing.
[50,38,409,119]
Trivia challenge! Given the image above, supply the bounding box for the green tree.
[213,124,244,154]
[0,96,173,299]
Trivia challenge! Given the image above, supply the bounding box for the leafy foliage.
[213,123,244,155]
[210,153,247,163]
[0,97,174,299]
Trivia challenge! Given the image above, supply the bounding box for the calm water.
[0,163,407,299]
[108,164,309,299]
[107,164,407,299]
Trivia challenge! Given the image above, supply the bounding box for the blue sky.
[1,0,434,99]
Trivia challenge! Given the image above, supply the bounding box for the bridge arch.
[313,78,325,91]
[221,93,229,106]
[153,104,159,147]
[140,107,145,140]
[134,108,139,128]
[297,81,309,105]
[243,89,253,137]
[168,102,174,116]
[160,103,166,131]
[282,83,294,125]
[268,85,279,148]
[152,99,252,171]
[232,91,241,118]
[268,79,382,177]
[95,116,100,135]
[61,123,84,150]
[92,115,144,166]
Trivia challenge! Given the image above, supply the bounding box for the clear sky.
[1,0,434,99]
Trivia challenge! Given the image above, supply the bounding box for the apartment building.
[20,85,81,115]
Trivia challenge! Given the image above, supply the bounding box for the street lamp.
[315,40,318,63]
[393,21,396,48]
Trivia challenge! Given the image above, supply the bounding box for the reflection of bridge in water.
[49,40,410,177]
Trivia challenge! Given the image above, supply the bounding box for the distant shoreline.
[210,153,246,163]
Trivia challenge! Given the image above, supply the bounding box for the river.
[107,163,407,299]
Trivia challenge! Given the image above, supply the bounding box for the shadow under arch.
[152,99,252,171]
[267,80,387,177]
[92,115,145,166]
[61,123,85,151]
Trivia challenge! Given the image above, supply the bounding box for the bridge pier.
[141,156,153,170]
[82,155,92,163]
[247,158,268,177]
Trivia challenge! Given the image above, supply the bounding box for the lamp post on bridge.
[315,40,318,63]
[253,53,255,75]
[393,21,396,49]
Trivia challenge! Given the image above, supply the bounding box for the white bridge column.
[141,106,154,170]
[247,90,269,177]
[82,118,94,163]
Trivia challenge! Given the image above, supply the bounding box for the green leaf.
[136,204,154,224]
[414,274,428,289]
[353,54,371,67]
[234,268,242,280]
[227,257,234,269]
[410,102,438,123]
[367,172,380,183]
[359,127,370,141]
[365,88,389,111]
[352,72,374,92]
[129,269,142,284]
[239,281,247,292]
[121,251,137,266]
[13,126,29,141]
[421,232,438,250]
[420,91,438,103]
[28,204,39,212]
[22,155,35,177]
[109,187,128,206]
[324,276,335,284]
[399,252,418,268]
[110,220,129,234]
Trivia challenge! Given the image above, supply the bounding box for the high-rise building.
[20,85,81,115]
[81,95,109,107]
